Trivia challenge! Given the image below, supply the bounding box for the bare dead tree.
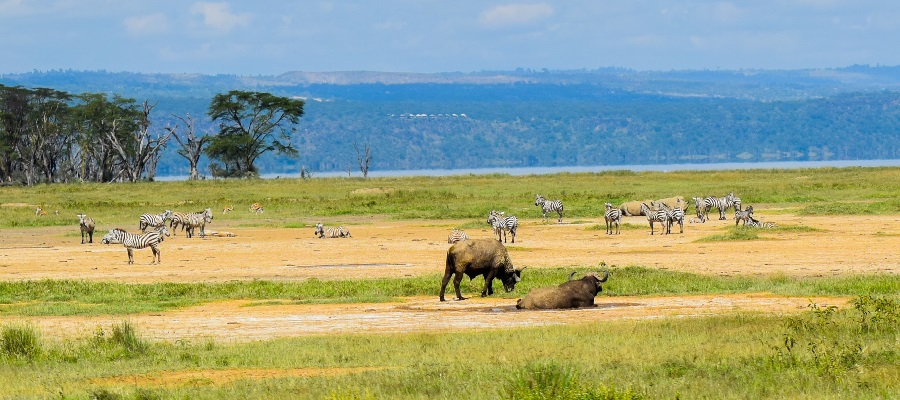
[353,142,372,178]
[105,101,172,182]
[166,113,211,180]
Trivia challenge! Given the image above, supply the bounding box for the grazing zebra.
[183,208,213,238]
[222,205,233,214]
[704,193,736,221]
[77,213,95,244]
[746,215,777,228]
[35,207,47,216]
[315,223,351,238]
[692,197,709,223]
[734,205,754,226]
[487,210,519,243]
[641,202,669,235]
[666,204,685,234]
[139,210,172,232]
[604,203,621,235]
[169,211,188,236]
[101,226,169,264]
[447,228,469,244]
[535,194,564,223]
[249,203,264,214]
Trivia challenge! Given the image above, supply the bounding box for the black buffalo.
[440,238,524,301]
[516,270,609,309]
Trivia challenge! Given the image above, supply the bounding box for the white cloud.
[123,13,168,36]
[478,3,554,29]
[190,2,250,33]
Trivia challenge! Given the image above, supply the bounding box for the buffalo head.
[500,267,526,293]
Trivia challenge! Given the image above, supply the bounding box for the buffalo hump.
[440,239,522,302]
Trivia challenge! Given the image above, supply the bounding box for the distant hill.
[3,66,900,177]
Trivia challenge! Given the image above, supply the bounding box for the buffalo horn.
[597,270,610,283]
[568,271,578,281]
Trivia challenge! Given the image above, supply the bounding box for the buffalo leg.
[439,272,453,301]
[453,273,467,300]
[482,270,497,297]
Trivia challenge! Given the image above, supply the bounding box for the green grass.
[0,297,897,399]
[1,268,897,317]
[696,226,762,241]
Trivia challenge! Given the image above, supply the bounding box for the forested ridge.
[2,66,900,179]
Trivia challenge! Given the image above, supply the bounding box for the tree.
[166,113,211,180]
[354,142,372,178]
[105,100,171,182]
[206,90,304,177]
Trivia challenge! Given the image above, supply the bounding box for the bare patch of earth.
[0,213,894,340]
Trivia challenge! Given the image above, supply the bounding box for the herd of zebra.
[449,191,777,243]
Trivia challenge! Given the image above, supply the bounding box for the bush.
[1,324,41,360]
[502,363,645,400]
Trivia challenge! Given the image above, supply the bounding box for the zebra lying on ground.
[139,210,172,232]
[604,202,621,235]
[447,228,469,244]
[535,194,564,223]
[641,202,670,235]
[77,213,95,244]
[734,205,754,226]
[746,215,777,228]
[487,210,518,243]
[183,208,213,238]
[101,226,169,264]
[315,223,351,238]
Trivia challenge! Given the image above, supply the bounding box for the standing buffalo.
[516,270,610,309]
[440,239,524,301]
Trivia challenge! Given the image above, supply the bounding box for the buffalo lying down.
[440,238,524,301]
[516,270,609,309]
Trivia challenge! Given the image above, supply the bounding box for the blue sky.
[2,0,900,75]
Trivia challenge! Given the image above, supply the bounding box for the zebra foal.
[315,223,351,238]
[604,203,621,235]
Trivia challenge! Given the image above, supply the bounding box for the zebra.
[704,193,736,221]
[641,202,669,235]
[169,211,189,236]
[101,226,170,264]
[692,197,709,223]
[487,210,518,243]
[77,213,95,244]
[315,223,351,238]
[734,205,754,226]
[535,194,564,223]
[447,228,469,244]
[665,203,685,234]
[183,208,213,238]
[139,210,172,232]
[604,203,621,235]
[746,215,777,228]
[249,203,264,214]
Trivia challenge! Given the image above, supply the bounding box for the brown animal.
[656,196,688,212]
[440,239,524,301]
[516,270,610,309]
[77,213,95,244]
[618,200,653,216]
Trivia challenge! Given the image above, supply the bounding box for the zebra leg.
[151,244,160,264]
[127,248,134,265]
[557,210,563,224]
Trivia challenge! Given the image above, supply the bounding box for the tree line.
[0,85,304,185]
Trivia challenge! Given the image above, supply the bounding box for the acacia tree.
[166,113,211,180]
[105,100,171,182]
[205,90,304,177]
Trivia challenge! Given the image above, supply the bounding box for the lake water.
[156,159,900,181]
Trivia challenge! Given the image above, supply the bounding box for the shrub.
[1,324,41,360]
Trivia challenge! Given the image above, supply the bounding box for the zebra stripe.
[169,211,188,236]
[734,205,754,226]
[665,204,685,234]
[183,208,213,238]
[101,227,169,264]
[77,213,95,244]
[487,210,518,243]
[704,193,736,221]
[604,202,621,235]
[641,202,669,235]
[692,197,710,223]
[746,215,776,228]
[447,229,469,244]
[139,210,172,232]
[315,223,351,238]
[535,194,564,223]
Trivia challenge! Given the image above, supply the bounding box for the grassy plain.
[1,167,899,399]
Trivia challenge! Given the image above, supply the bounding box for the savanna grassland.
[1,167,899,399]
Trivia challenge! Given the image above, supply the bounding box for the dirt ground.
[0,212,897,341]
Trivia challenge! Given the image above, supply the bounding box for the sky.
[2,0,900,75]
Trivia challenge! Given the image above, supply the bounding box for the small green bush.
[1,324,41,360]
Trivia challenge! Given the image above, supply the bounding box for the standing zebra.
[734,205,754,226]
[249,203,264,214]
[183,208,213,238]
[169,211,188,236]
[704,193,736,221]
[641,202,669,235]
[487,210,519,243]
[139,210,172,232]
[535,194,564,223]
[604,203,621,235]
[101,226,169,264]
[77,214,95,244]
[447,228,469,244]
[315,223,351,238]
[692,197,709,223]
[665,204,685,234]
